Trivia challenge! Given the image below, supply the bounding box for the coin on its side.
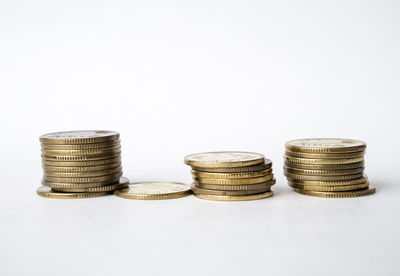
[50,177,129,193]
[194,190,273,201]
[293,185,375,198]
[114,182,192,200]
[284,155,364,165]
[190,161,272,173]
[285,138,366,153]
[194,174,273,185]
[288,181,370,192]
[192,186,271,196]
[184,151,265,168]
[191,169,272,179]
[40,130,120,145]
[195,179,276,191]
[36,186,112,199]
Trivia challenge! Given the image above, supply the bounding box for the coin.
[288,181,370,192]
[40,130,119,145]
[184,151,265,168]
[42,178,121,189]
[41,140,121,150]
[41,145,121,156]
[192,186,271,196]
[43,166,122,178]
[284,155,364,165]
[194,190,273,201]
[288,176,368,186]
[42,162,122,172]
[190,161,272,173]
[114,182,192,200]
[194,174,273,185]
[293,185,375,198]
[284,167,364,176]
[195,179,276,191]
[286,138,366,153]
[284,171,363,181]
[41,151,121,161]
[284,161,364,170]
[43,172,123,183]
[191,169,272,179]
[36,186,112,199]
[42,157,121,167]
[50,177,129,193]
[285,150,365,159]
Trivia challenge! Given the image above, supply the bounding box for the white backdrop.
[1,0,399,275]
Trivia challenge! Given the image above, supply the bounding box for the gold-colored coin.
[191,169,272,179]
[36,186,112,199]
[284,155,364,165]
[288,176,368,186]
[194,190,273,201]
[184,151,265,168]
[284,167,364,176]
[43,172,123,183]
[42,162,121,172]
[114,182,192,200]
[288,181,370,192]
[293,185,375,198]
[192,186,271,196]
[42,157,121,167]
[41,145,121,156]
[51,177,129,193]
[195,179,276,191]
[43,178,120,189]
[194,174,273,185]
[40,130,119,145]
[285,150,364,159]
[41,140,121,150]
[284,161,364,170]
[284,171,363,181]
[41,151,121,161]
[43,166,122,178]
[285,138,366,153]
[190,161,272,173]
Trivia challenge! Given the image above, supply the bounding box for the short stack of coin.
[184,151,275,201]
[37,130,129,199]
[284,138,375,198]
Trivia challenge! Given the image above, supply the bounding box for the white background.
[1,0,399,275]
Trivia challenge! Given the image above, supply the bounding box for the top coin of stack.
[284,138,375,198]
[38,130,128,199]
[184,151,275,201]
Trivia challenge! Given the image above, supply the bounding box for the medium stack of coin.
[184,151,275,201]
[37,130,129,199]
[284,138,375,198]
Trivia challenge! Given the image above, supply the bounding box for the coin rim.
[285,138,366,153]
[194,190,274,201]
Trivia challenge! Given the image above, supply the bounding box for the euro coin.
[184,151,265,168]
[114,182,192,200]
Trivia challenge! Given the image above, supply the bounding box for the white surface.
[1,0,399,275]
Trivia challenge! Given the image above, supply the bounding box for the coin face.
[114,182,192,200]
[40,130,119,144]
[184,151,265,168]
[286,138,366,153]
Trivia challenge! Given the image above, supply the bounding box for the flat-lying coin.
[114,182,192,200]
[284,166,364,176]
[192,186,271,196]
[41,145,121,156]
[41,140,121,150]
[191,169,272,179]
[284,155,364,165]
[43,166,122,178]
[50,177,129,193]
[285,150,365,159]
[42,157,121,167]
[284,171,363,181]
[190,160,272,173]
[293,185,375,198]
[41,151,121,161]
[284,161,364,170]
[184,151,265,168]
[42,178,120,189]
[288,181,370,192]
[287,176,368,186]
[194,179,275,191]
[194,190,273,201]
[42,162,121,172]
[36,186,112,199]
[286,138,366,153]
[43,172,123,183]
[40,130,119,145]
[194,174,273,185]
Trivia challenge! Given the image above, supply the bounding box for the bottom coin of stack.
[284,138,375,198]
[184,151,275,201]
[37,130,129,199]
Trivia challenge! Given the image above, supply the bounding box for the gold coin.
[36,186,112,199]
[195,179,276,191]
[114,182,192,200]
[41,145,121,156]
[284,171,363,181]
[190,161,272,173]
[39,130,119,145]
[43,172,123,183]
[194,174,273,185]
[192,186,271,196]
[43,166,122,178]
[42,162,121,172]
[286,138,366,153]
[284,161,364,170]
[293,185,375,198]
[284,155,364,165]
[288,181,370,192]
[43,178,120,189]
[41,151,121,161]
[50,177,129,193]
[288,176,368,186]
[191,169,272,179]
[194,190,273,201]
[184,151,265,168]
[42,157,121,167]
[284,167,364,176]
[41,140,121,150]
[285,150,364,159]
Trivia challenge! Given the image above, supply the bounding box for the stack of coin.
[37,130,129,199]
[284,138,375,198]
[184,151,275,201]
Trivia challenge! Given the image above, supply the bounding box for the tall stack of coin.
[184,151,275,201]
[37,130,129,199]
[284,138,375,198]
